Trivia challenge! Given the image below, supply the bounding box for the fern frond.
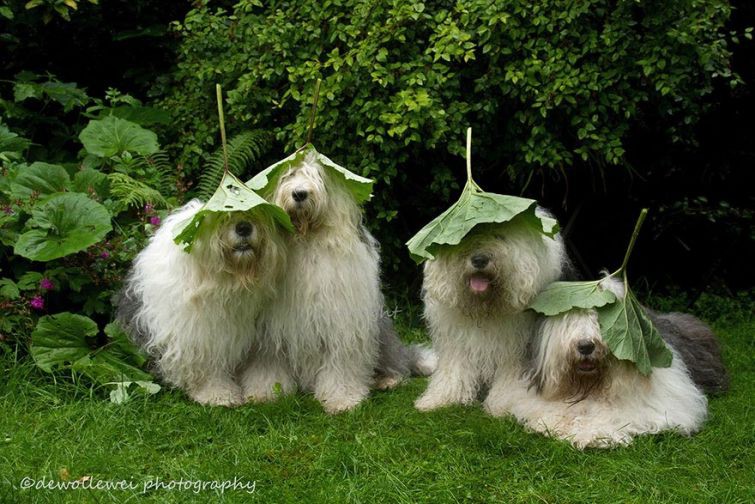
[142,151,175,195]
[108,173,168,210]
[196,130,271,200]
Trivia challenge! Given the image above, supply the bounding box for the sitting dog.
[246,151,435,413]
[415,218,565,412]
[116,201,286,406]
[506,277,728,448]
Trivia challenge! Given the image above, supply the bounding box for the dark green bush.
[163,0,739,269]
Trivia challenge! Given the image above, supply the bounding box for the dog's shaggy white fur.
[116,200,286,407]
[252,153,435,413]
[416,218,565,412]
[502,277,726,449]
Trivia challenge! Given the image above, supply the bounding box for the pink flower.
[40,278,54,290]
[149,216,161,227]
[30,296,44,311]
[100,251,110,259]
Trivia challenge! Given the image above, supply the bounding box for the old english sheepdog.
[415,218,565,412]
[249,152,435,413]
[505,277,728,449]
[116,200,286,407]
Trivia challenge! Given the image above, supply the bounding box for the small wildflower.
[100,251,111,259]
[149,216,161,227]
[2,205,12,215]
[144,203,154,214]
[40,278,54,290]
[30,296,44,311]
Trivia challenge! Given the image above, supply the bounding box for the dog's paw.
[373,374,404,391]
[321,396,364,415]
[568,429,633,450]
[240,368,295,403]
[482,396,511,417]
[414,393,453,412]
[189,381,244,407]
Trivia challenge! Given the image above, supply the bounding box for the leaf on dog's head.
[529,279,619,317]
[530,278,672,375]
[405,179,559,264]
[596,286,673,376]
[247,143,374,204]
[173,171,294,251]
[406,127,558,264]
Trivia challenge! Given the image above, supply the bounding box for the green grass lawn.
[2,296,753,503]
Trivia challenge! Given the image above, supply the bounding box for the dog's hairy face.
[530,310,612,401]
[423,222,561,317]
[272,157,328,234]
[192,211,284,286]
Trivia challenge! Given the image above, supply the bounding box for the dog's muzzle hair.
[530,309,613,402]
[189,211,284,289]
[424,223,564,318]
[271,156,328,234]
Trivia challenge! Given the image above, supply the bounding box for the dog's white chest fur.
[262,232,382,389]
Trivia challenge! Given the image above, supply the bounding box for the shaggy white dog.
[503,277,728,449]
[416,218,565,412]
[117,200,286,407]
[250,152,435,413]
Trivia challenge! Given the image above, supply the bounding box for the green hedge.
[164,0,737,266]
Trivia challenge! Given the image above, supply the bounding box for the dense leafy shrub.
[163,0,740,269]
[0,79,176,397]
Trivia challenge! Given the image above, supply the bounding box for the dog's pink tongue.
[469,276,490,293]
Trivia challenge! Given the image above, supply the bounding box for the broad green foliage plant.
[0,81,175,399]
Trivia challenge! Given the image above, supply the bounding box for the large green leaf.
[79,116,159,157]
[72,168,110,198]
[529,279,618,316]
[14,192,112,261]
[31,314,152,383]
[174,171,294,252]
[10,162,71,199]
[247,143,374,204]
[0,123,31,161]
[597,287,673,375]
[406,180,559,263]
[71,323,152,383]
[31,312,98,372]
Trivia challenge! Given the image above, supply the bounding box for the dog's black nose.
[235,221,253,237]
[471,254,490,269]
[577,339,596,356]
[292,190,308,202]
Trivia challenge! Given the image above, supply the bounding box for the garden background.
[1,1,753,502]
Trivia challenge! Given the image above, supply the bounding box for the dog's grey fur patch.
[649,310,729,394]
[374,315,434,381]
[113,274,149,349]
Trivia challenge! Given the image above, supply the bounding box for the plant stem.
[466,127,473,183]
[216,84,229,173]
[306,78,322,145]
[616,208,648,276]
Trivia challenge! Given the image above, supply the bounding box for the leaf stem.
[465,127,481,190]
[216,84,229,173]
[466,127,472,182]
[305,78,322,146]
[615,208,648,276]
